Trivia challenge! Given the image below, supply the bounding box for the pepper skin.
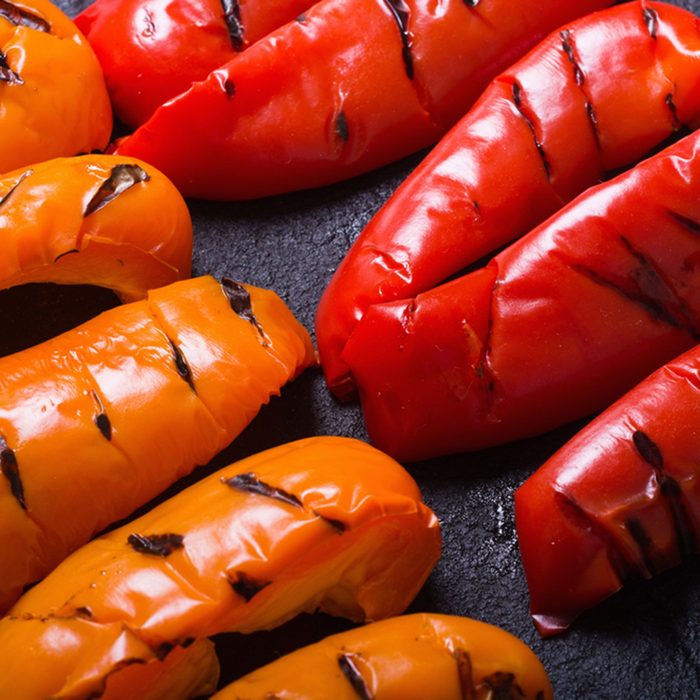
[0,275,315,614]
[0,0,111,173]
[0,437,441,700]
[0,155,192,302]
[212,613,552,700]
[317,0,700,399]
[342,130,700,462]
[516,344,700,636]
[113,0,611,200]
[75,0,316,128]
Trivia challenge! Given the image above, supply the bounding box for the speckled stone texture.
[19,0,700,696]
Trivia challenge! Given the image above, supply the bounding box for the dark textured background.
[15,0,700,696]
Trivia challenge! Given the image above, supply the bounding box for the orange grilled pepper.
[0,436,441,700]
[0,0,111,173]
[213,613,552,700]
[0,155,192,301]
[0,275,315,614]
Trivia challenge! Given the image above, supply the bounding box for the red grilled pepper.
[75,0,315,127]
[317,0,700,399]
[516,343,700,636]
[342,130,700,461]
[113,0,611,199]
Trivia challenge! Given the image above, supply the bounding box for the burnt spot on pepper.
[0,434,25,511]
[632,430,663,469]
[380,0,413,80]
[225,472,303,509]
[668,210,700,236]
[84,164,150,217]
[90,390,112,441]
[512,81,551,181]
[74,606,94,619]
[53,249,79,263]
[336,111,350,142]
[584,101,601,149]
[223,78,236,99]
[625,517,657,578]
[643,6,659,39]
[482,672,526,699]
[338,653,373,700]
[167,337,196,392]
[455,649,474,699]
[141,8,156,38]
[0,49,22,85]
[0,169,32,208]
[560,30,584,87]
[315,511,347,533]
[228,571,271,601]
[127,533,185,557]
[221,278,267,343]
[296,12,308,23]
[221,0,244,51]
[463,0,480,6]
[665,94,681,132]
[0,0,50,32]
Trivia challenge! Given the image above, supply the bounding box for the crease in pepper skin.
[316,0,700,399]
[0,275,315,614]
[0,437,441,700]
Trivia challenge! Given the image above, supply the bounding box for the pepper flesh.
[113,0,611,199]
[317,0,700,398]
[0,437,441,700]
[76,0,317,127]
[0,155,192,301]
[213,613,552,700]
[343,130,700,461]
[0,275,315,613]
[516,343,700,636]
[0,0,111,173]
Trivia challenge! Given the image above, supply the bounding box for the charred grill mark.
[585,101,601,149]
[0,435,25,511]
[336,111,349,142]
[455,649,475,699]
[560,30,584,87]
[669,210,700,236]
[338,653,373,700]
[0,0,50,32]
[223,78,235,98]
[296,13,308,23]
[53,249,79,263]
[0,169,32,208]
[220,278,267,343]
[511,81,551,181]
[482,672,526,699]
[315,511,347,533]
[625,517,657,577]
[221,0,244,51]
[380,0,413,80]
[127,533,184,557]
[228,571,271,601]
[167,338,196,392]
[0,49,22,85]
[632,430,663,469]
[142,8,155,37]
[643,6,659,39]
[463,0,480,6]
[91,390,112,441]
[225,472,303,509]
[74,606,93,619]
[457,649,525,699]
[84,164,150,217]
[665,94,681,131]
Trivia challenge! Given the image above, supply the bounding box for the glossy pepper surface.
[0,0,111,173]
[317,0,700,399]
[0,155,192,301]
[212,613,552,700]
[0,436,441,700]
[343,130,700,462]
[113,0,611,199]
[76,0,316,128]
[516,343,700,637]
[0,275,315,613]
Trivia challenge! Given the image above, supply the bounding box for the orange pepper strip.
[0,0,111,173]
[0,275,315,614]
[213,613,552,700]
[0,437,441,700]
[0,155,192,301]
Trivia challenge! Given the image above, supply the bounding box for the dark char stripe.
[455,649,475,700]
[463,0,479,6]
[665,94,681,131]
[336,111,349,142]
[668,210,700,235]
[560,30,584,87]
[54,249,79,263]
[482,672,525,699]
[0,434,25,510]
[168,338,196,391]
[229,571,271,601]
[625,517,657,577]
[84,164,150,217]
[0,49,22,85]
[91,391,112,440]
[220,278,266,342]
[221,0,244,51]
[338,654,373,700]
[223,78,235,98]
[127,533,184,557]
[643,6,659,39]
[512,81,551,180]
[380,0,413,80]
[0,169,32,208]
[225,472,302,509]
[0,0,50,32]
[315,511,347,533]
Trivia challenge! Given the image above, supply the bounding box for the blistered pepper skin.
[0,0,111,173]
[0,437,441,700]
[343,130,700,462]
[0,155,192,301]
[516,344,700,636]
[213,613,552,700]
[75,0,315,127]
[114,0,611,200]
[0,275,315,613]
[317,1,700,398]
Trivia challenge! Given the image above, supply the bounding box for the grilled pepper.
[0,0,111,173]
[0,275,315,613]
[0,436,441,700]
[317,0,700,398]
[113,0,611,199]
[343,130,700,461]
[0,155,191,301]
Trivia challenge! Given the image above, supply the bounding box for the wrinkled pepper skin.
[516,344,700,637]
[343,131,700,462]
[0,275,315,613]
[0,437,441,700]
[0,155,192,301]
[213,613,552,700]
[0,0,111,173]
[75,0,315,128]
[317,0,700,399]
[114,0,611,200]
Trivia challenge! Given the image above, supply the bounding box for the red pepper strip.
[342,130,700,462]
[317,0,700,400]
[113,0,611,200]
[516,344,700,636]
[75,0,316,127]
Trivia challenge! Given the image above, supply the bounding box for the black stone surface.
[15,0,700,696]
